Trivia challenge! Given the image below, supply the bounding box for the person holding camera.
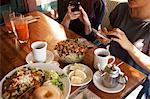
[61,5,92,35]
[61,0,107,46]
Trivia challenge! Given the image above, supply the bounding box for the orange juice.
[2,11,14,33]
[15,21,29,42]
[5,21,12,32]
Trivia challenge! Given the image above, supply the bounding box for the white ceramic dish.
[93,71,126,93]
[63,63,93,86]
[0,63,71,99]
[25,50,54,64]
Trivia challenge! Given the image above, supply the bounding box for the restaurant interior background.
[0,0,127,27]
[0,0,57,25]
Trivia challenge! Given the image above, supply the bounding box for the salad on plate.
[0,63,70,99]
[54,38,89,63]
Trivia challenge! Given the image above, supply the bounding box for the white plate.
[0,63,71,99]
[93,71,126,93]
[26,50,54,64]
[63,63,93,86]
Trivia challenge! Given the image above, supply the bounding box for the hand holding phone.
[93,28,111,45]
[96,28,119,40]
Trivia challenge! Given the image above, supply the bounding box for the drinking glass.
[2,10,14,33]
[14,15,29,44]
[10,13,23,37]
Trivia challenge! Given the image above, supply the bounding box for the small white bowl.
[63,63,93,86]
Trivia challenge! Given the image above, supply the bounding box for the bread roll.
[32,85,62,99]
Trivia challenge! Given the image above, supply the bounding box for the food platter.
[0,63,71,99]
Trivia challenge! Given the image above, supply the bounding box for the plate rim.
[63,63,93,86]
[0,63,71,99]
[25,50,54,64]
[93,71,126,93]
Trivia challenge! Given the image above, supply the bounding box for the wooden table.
[0,11,146,99]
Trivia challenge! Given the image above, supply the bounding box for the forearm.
[84,25,92,35]
[108,28,150,72]
[127,44,150,72]
[61,15,71,28]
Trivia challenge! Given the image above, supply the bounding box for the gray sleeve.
[109,7,118,27]
[109,3,128,28]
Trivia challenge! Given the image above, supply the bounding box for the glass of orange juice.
[14,16,29,44]
[2,11,14,33]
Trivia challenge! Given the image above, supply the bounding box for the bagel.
[32,85,62,99]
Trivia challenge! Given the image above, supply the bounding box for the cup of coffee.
[93,48,115,71]
[31,41,47,63]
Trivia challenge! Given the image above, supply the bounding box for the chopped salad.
[54,38,88,63]
[2,67,65,99]
[55,38,87,58]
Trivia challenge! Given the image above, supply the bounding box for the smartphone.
[106,35,119,39]
[93,29,119,40]
[93,28,108,39]
[69,0,80,12]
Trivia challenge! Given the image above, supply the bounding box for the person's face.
[128,0,149,8]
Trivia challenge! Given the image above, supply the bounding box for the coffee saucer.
[26,50,54,64]
[93,71,126,93]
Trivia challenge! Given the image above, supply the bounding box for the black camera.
[69,0,80,12]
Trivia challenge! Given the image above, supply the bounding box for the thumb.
[79,6,87,15]
[111,38,120,43]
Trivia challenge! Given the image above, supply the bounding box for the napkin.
[70,87,101,99]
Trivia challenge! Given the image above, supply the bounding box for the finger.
[97,30,102,34]
[112,28,119,32]
[111,37,120,43]
[71,13,80,18]
[68,5,74,12]
[101,27,108,34]
[96,31,108,40]
[71,14,80,20]
[108,31,121,39]
[70,11,80,16]
[79,5,83,10]
[79,5,87,15]
[103,27,108,33]
[112,28,124,35]
[73,11,81,15]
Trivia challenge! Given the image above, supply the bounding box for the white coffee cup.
[94,48,115,71]
[31,41,47,63]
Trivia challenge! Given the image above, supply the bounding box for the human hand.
[61,5,81,28]
[65,5,81,21]
[96,28,111,45]
[77,6,92,35]
[78,6,91,27]
[108,28,133,51]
